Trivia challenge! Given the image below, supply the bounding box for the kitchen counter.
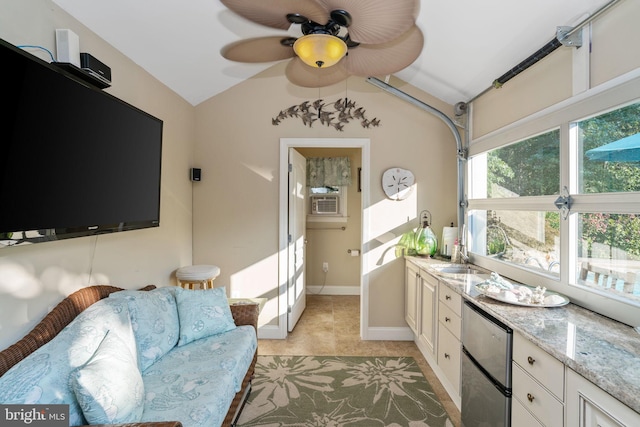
[406,256,640,414]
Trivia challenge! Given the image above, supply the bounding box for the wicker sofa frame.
[0,285,259,427]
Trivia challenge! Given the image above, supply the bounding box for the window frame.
[467,70,640,327]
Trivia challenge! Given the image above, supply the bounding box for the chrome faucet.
[459,243,470,263]
[454,224,469,264]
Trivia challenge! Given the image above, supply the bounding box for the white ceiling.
[52,0,613,106]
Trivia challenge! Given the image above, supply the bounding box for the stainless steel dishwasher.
[461,301,513,427]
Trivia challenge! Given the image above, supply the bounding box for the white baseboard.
[364,326,414,341]
[306,285,360,295]
[257,324,285,340]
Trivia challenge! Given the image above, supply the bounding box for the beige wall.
[472,49,573,139]
[0,0,195,349]
[193,70,458,333]
[591,0,640,87]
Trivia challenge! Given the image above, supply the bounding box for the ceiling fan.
[220,0,424,88]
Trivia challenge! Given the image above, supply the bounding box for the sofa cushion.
[110,286,179,371]
[70,330,145,424]
[141,368,237,427]
[174,287,236,346]
[0,297,135,426]
[146,325,257,393]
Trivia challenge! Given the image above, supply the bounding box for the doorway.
[278,138,371,339]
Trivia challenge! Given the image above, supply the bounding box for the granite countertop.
[406,256,640,414]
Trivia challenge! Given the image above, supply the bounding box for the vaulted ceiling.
[52,0,613,106]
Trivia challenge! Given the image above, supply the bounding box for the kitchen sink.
[431,265,483,275]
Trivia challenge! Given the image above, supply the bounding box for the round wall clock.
[382,167,415,200]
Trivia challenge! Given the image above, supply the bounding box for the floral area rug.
[236,355,454,427]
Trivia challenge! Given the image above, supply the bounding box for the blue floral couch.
[0,285,259,427]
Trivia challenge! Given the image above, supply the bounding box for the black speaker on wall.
[190,168,201,182]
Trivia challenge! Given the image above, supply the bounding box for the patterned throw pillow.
[70,330,145,424]
[174,287,236,346]
[109,287,179,371]
[0,297,135,426]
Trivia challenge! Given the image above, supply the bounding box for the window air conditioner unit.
[311,195,339,215]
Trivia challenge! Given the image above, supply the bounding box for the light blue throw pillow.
[70,330,145,424]
[175,287,236,346]
[0,297,135,426]
[109,287,179,371]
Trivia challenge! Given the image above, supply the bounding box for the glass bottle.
[415,211,438,257]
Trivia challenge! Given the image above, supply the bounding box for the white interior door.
[287,148,306,332]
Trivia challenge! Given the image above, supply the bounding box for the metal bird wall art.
[272,98,380,131]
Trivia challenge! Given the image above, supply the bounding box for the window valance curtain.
[306,157,352,187]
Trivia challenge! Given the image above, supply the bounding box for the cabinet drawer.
[438,301,461,339]
[513,332,564,400]
[437,324,460,395]
[438,284,462,316]
[512,397,544,427]
[513,363,564,427]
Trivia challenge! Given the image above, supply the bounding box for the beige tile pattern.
[258,294,462,427]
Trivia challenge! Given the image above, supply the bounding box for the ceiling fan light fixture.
[293,34,347,69]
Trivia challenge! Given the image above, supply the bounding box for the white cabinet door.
[405,261,419,334]
[566,368,640,427]
[419,271,438,358]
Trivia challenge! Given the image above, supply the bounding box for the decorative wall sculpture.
[272,98,380,131]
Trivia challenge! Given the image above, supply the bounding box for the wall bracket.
[556,26,583,47]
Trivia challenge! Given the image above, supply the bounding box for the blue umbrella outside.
[585,132,640,162]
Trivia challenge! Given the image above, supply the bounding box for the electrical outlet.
[322,262,329,273]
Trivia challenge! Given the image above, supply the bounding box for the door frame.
[277,138,371,339]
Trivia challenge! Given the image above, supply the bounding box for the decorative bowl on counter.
[475,274,570,307]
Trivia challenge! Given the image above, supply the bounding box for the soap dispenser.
[415,210,438,257]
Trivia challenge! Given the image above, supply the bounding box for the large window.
[468,93,640,327]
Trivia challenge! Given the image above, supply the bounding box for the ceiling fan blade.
[318,0,419,44]
[344,25,424,77]
[221,0,328,30]
[285,57,349,88]
[221,36,296,63]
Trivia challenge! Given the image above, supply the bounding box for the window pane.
[469,209,560,274]
[577,213,640,301]
[485,130,560,198]
[578,102,640,194]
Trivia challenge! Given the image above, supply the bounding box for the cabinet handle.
[445,295,451,300]
[527,356,535,365]
[445,317,451,322]
[444,353,450,359]
[527,393,535,403]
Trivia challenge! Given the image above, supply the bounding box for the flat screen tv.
[0,38,163,247]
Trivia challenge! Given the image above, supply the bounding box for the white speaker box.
[55,29,80,67]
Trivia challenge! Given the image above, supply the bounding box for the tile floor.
[258,294,462,427]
